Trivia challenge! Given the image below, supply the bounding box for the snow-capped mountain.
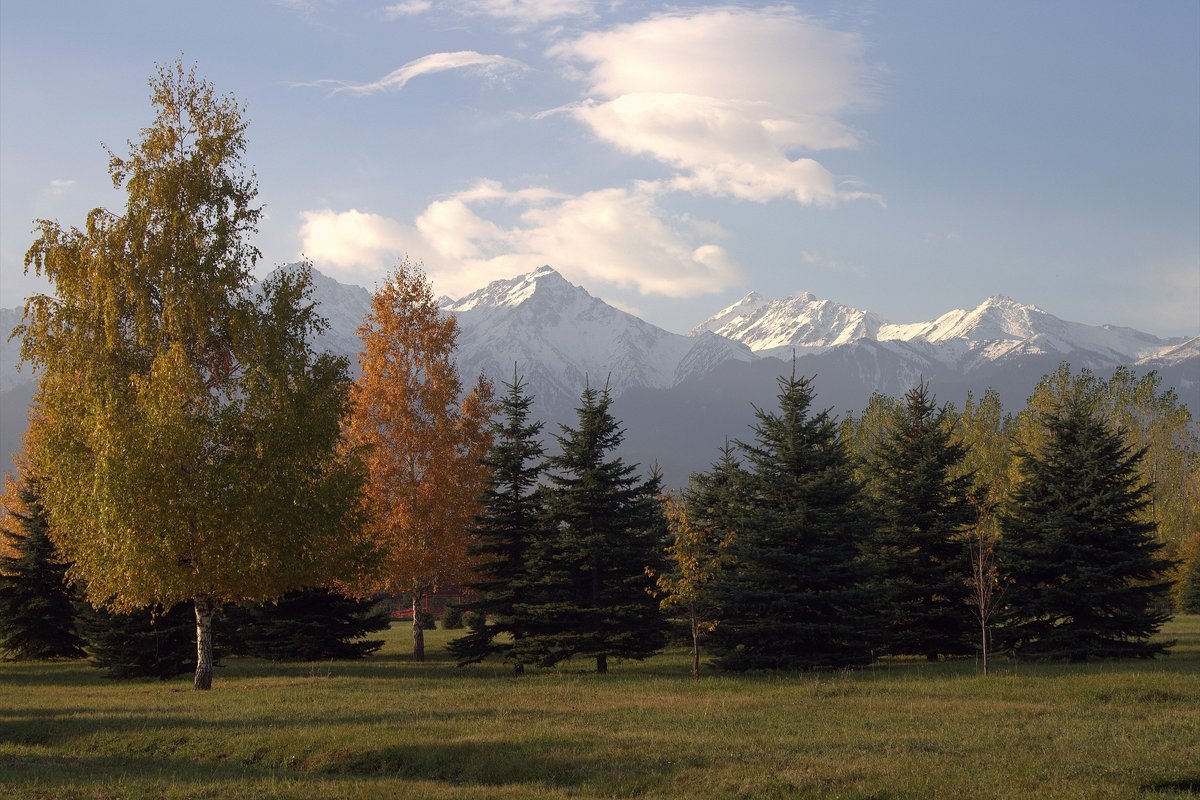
[2,265,1196,486]
[443,266,754,416]
[691,291,884,355]
[694,290,1190,371]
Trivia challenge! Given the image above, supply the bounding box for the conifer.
[221,588,389,661]
[0,476,84,660]
[449,375,547,673]
[865,382,977,659]
[77,602,195,679]
[515,385,666,673]
[711,371,876,670]
[997,395,1174,660]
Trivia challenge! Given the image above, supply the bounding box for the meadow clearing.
[1,617,1197,800]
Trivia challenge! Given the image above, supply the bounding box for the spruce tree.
[865,382,977,659]
[0,477,85,660]
[78,601,196,679]
[514,386,667,673]
[448,376,547,673]
[710,371,876,670]
[221,588,389,661]
[997,395,1174,660]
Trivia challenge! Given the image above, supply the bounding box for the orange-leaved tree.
[345,260,495,660]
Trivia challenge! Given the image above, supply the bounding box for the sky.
[1,1,1197,337]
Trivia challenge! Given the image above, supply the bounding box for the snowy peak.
[445,265,576,313]
[692,291,884,355]
[442,266,755,414]
[880,295,1053,344]
[700,287,1189,370]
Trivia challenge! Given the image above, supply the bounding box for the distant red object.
[389,608,414,621]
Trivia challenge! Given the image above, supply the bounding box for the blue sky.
[2,1,1197,336]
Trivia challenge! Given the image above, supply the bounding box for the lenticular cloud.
[551,7,879,205]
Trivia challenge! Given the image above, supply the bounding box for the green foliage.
[998,393,1175,660]
[221,588,389,661]
[449,376,547,671]
[16,62,368,688]
[440,603,465,630]
[711,371,877,670]
[863,382,977,659]
[1176,539,1200,614]
[1015,365,1200,562]
[77,601,195,680]
[0,476,85,660]
[514,386,667,673]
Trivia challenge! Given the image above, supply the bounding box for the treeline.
[2,63,1197,686]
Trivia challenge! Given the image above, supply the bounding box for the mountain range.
[2,265,1195,486]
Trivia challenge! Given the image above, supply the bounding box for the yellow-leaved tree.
[16,63,371,689]
[346,260,495,661]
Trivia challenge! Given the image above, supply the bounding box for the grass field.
[2,617,1197,800]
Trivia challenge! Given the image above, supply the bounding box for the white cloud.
[313,51,527,96]
[296,182,743,298]
[47,179,76,195]
[297,209,416,276]
[550,7,880,205]
[384,0,432,18]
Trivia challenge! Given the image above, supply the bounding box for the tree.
[1177,536,1200,614]
[710,370,876,671]
[953,388,1014,673]
[448,375,548,674]
[77,601,196,680]
[1015,365,1200,571]
[997,394,1174,660]
[345,260,495,662]
[655,491,728,680]
[17,62,369,689]
[514,385,667,673]
[221,588,390,661]
[864,382,977,659]
[0,472,85,660]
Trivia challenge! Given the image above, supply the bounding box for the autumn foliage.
[345,260,495,660]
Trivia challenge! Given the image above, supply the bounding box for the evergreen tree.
[0,475,85,660]
[997,395,1174,660]
[78,601,196,680]
[864,382,977,659]
[710,371,876,670]
[221,588,389,661]
[514,386,667,673]
[448,375,547,673]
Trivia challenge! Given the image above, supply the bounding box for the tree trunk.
[596,654,607,674]
[689,606,701,680]
[193,596,214,691]
[412,592,425,662]
[981,621,989,677]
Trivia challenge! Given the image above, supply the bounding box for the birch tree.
[17,62,368,689]
[345,260,495,661]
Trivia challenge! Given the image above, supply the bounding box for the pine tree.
[77,601,196,680]
[997,394,1174,660]
[514,385,667,673]
[221,588,389,661]
[710,371,876,671]
[0,475,85,660]
[864,382,977,659]
[448,375,547,673]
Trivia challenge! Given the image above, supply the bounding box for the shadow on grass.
[0,734,681,794]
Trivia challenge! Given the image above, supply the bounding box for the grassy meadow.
[1,617,1197,800]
